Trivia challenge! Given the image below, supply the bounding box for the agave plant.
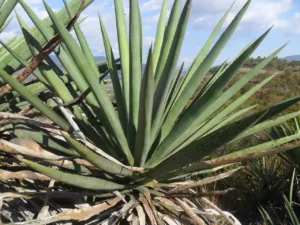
[241,154,289,204]
[1,0,300,224]
[259,169,300,225]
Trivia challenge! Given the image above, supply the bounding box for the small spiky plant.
[1,0,300,224]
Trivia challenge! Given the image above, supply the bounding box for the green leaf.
[163,63,185,119]
[99,15,128,133]
[153,0,168,73]
[160,0,251,139]
[63,0,99,79]
[19,158,128,191]
[151,0,192,142]
[1,0,93,75]
[0,0,17,29]
[0,39,49,85]
[0,67,70,131]
[234,110,300,142]
[176,2,233,98]
[43,0,133,165]
[134,48,154,166]
[210,134,300,165]
[12,123,78,157]
[154,0,182,83]
[19,0,112,144]
[283,195,300,225]
[63,133,133,177]
[128,0,143,150]
[152,27,275,163]
[0,0,5,9]
[180,73,277,150]
[290,168,296,204]
[114,0,130,115]
[146,95,300,175]
[259,206,274,225]
[0,16,12,32]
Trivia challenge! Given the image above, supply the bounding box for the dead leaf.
[0,169,49,181]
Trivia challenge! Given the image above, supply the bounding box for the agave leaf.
[191,43,286,129]
[147,108,265,176]
[114,0,130,115]
[259,206,274,225]
[0,0,5,9]
[208,134,300,165]
[283,195,300,224]
[63,133,133,177]
[3,22,94,138]
[196,60,229,99]
[0,16,12,32]
[134,48,154,166]
[99,15,127,133]
[11,123,78,156]
[48,159,93,175]
[152,27,275,163]
[152,0,168,73]
[19,158,128,190]
[154,0,182,83]
[56,197,121,221]
[63,0,99,79]
[0,35,18,60]
[180,73,277,150]
[152,0,192,142]
[0,39,49,85]
[43,0,133,165]
[146,95,300,176]
[176,2,233,99]
[160,0,251,138]
[1,0,93,75]
[290,168,296,204]
[0,67,70,131]
[128,0,143,150]
[163,63,185,120]
[165,164,235,182]
[0,0,17,29]
[19,0,114,144]
[209,105,258,133]
[233,110,300,143]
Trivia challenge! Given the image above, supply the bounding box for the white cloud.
[143,36,154,46]
[0,0,297,68]
[192,0,292,31]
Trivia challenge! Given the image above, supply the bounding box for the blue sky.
[1,0,300,66]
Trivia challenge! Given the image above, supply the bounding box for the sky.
[1,0,300,67]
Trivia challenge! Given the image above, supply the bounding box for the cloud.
[192,0,292,31]
[0,0,297,68]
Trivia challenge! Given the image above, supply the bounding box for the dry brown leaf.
[157,212,178,225]
[176,198,205,225]
[0,169,49,181]
[154,197,182,212]
[139,187,163,225]
[168,167,242,194]
[135,204,146,225]
[0,139,63,160]
[201,197,236,225]
[56,197,121,221]
[131,213,139,225]
[139,197,157,225]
